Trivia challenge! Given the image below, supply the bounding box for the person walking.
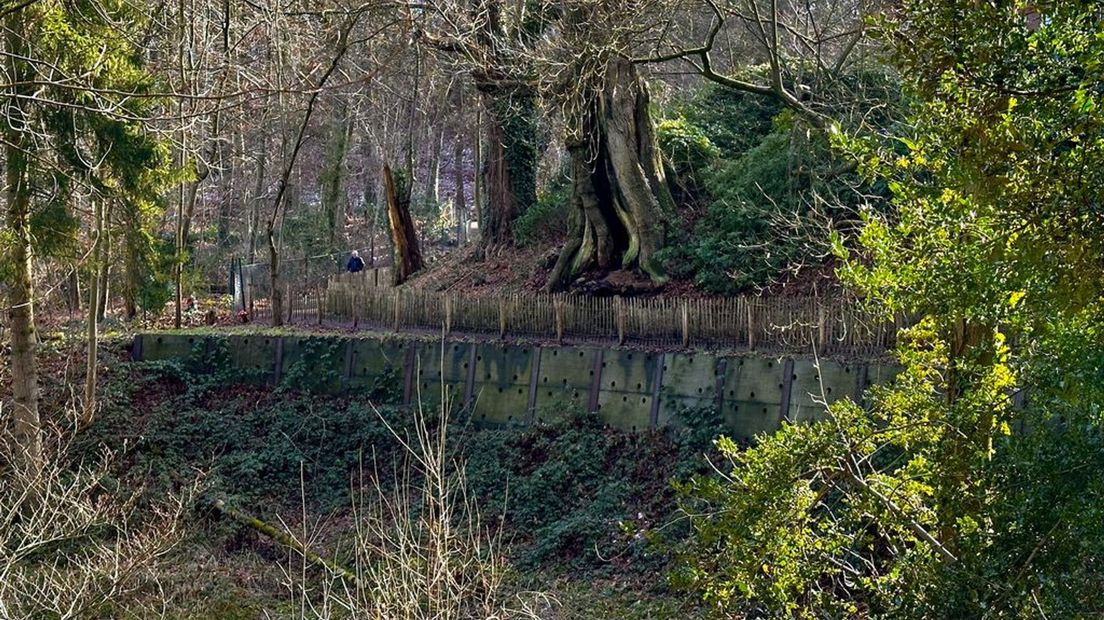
[346,250,365,273]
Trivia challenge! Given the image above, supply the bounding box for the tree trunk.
[321,100,352,251]
[453,130,467,244]
[124,230,139,320]
[216,131,235,248]
[67,268,82,316]
[473,108,484,235]
[546,58,674,292]
[432,129,444,204]
[384,165,423,284]
[422,125,442,208]
[249,127,267,263]
[174,161,210,326]
[4,9,42,474]
[476,86,538,247]
[84,198,104,425]
[173,142,186,328]
[267,222,283,326]
[368,184,382,267]
[95,203,112,322]
[215,0,233,249]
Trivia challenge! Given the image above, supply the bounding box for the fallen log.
[211,498,357,583]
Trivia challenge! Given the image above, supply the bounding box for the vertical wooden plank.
[649,353,665,429]
[274,336,285,386]
[587,349,604,413]
[681,302,690,348]
[393,289,401,332]
[779,358,795,424]
[817,303,827,355]
[747,297,756,351]
[554,297,564,343]
[402,344,416,406]
[615,296,625,345]
[445,295,452,335]
[724,298,730,348]
[526,348,542,424]
[352,283,359,329]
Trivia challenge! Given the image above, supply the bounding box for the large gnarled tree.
[547,58,675,290]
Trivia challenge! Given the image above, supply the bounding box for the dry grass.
[0,413,195,619]
[273,387,556,620]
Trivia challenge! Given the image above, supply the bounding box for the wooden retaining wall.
[134,332,900,437]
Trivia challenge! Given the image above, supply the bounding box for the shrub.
[659,129,804,293]
[515,173,571,246]
[93,349,725,590]
[676,81,782,157]
[657,116,720,195]
[1,425,193,619]
[662,118,882,293]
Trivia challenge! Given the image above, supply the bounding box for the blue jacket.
[346,255,365,273]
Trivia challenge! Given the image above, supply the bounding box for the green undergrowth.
[80,338,722,614]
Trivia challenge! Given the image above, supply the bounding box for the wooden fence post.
[286,284,293,323]
[680,302,690,347]
[393,290,401,332]
[615,296,625,345]
[554,298,564,344]
[747,300,756,351]
[444,295,452,335]
[352,285,359,330]
[817,304,827,355]
[498,298,507,340]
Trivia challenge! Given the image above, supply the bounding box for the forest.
[2,0,1104,618]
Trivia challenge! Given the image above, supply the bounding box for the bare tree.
[266,12,359,326]
[646,0,882,128]
[413,0,545,247]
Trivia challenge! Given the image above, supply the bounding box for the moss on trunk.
[547,58,674,292]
